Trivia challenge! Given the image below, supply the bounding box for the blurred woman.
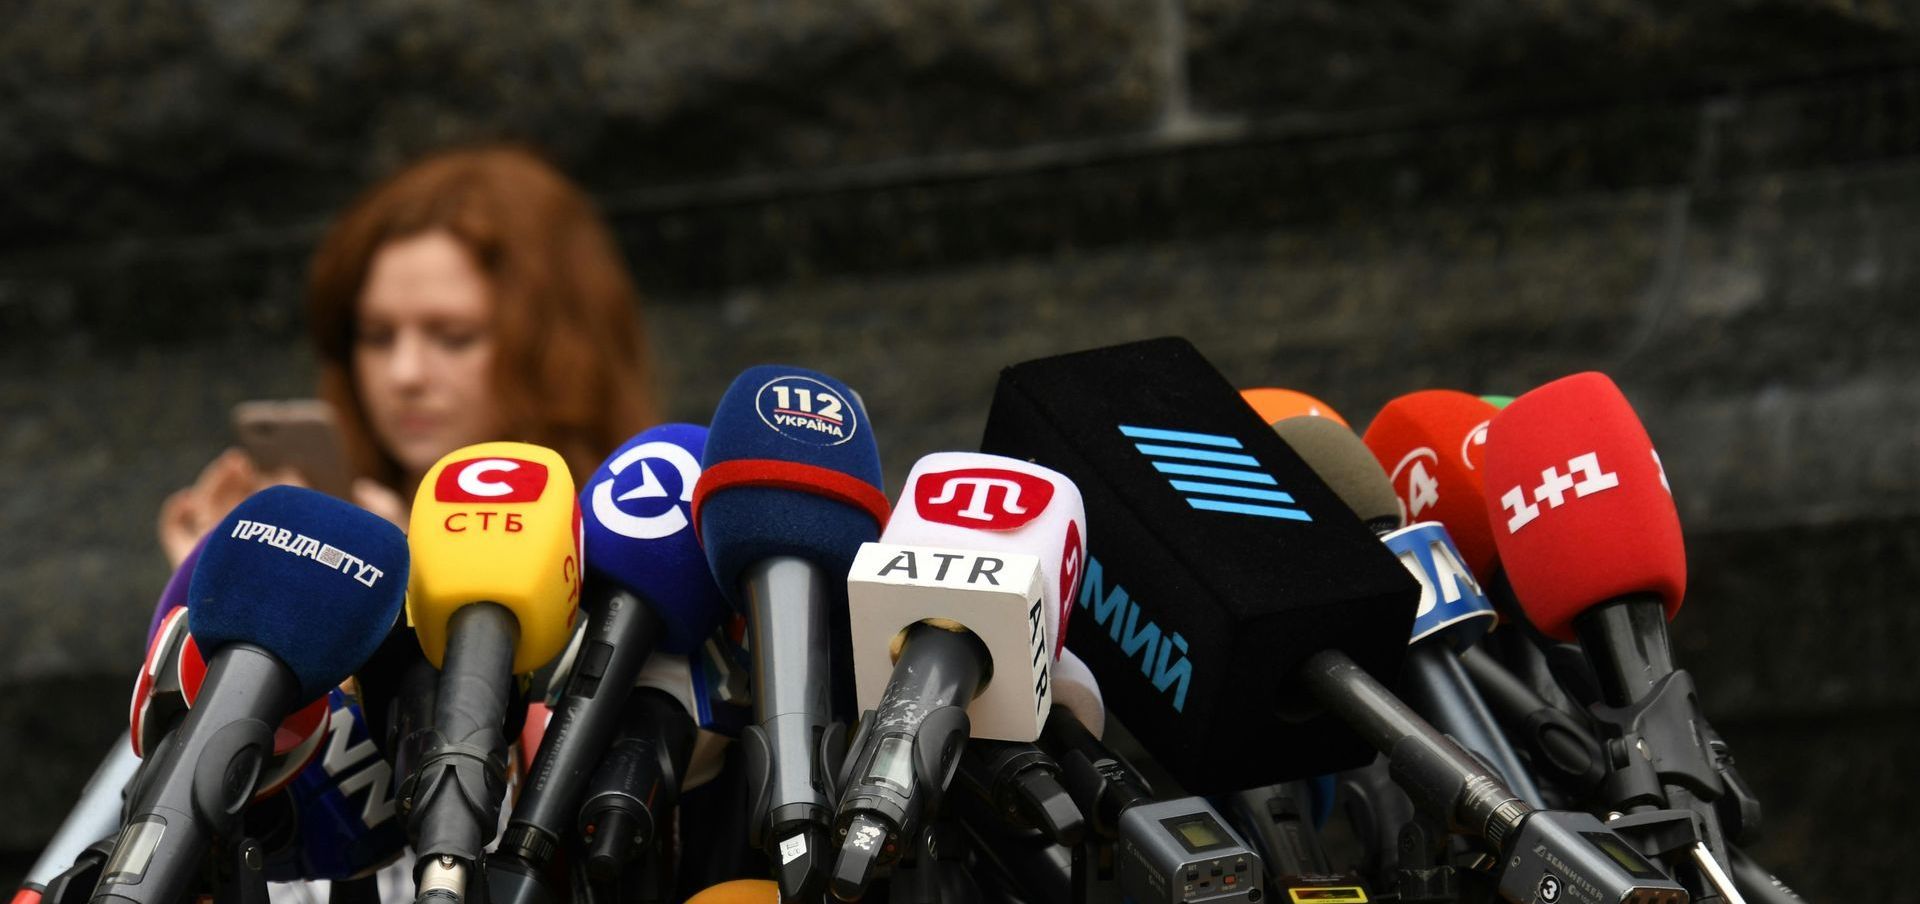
[160,146,656,562]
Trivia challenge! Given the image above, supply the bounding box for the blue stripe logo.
[1119,425,1312,522]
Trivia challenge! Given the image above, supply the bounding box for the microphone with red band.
[694,365,886,901]
[1483,372,1749,899]
[690,459,891,546]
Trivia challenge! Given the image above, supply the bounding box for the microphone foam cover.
[1241,388,1349,427]
[189,486,409,700]
[1362,390,1500,580]
[1051,648,1106,738]
[581,424,729,654]
[1272,415,1404,531]
[408,442,583,673]
[882,452,1087,659]
[1482,372,1685,641]
[685,881,779,904]
[693,365,887,602]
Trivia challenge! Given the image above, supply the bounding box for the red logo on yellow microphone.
[434,458,550,504]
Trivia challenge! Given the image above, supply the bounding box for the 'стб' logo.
[436,458,550,503]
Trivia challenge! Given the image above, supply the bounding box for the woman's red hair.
[308,146,656,491]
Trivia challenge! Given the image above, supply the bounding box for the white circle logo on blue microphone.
[754,375,858,446]
[591,441,702,539]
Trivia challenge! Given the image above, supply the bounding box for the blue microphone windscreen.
[189,486,410,699]
[581,423,730,654]
[695,366,886,601]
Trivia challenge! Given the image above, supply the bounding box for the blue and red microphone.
[692,366,888,901]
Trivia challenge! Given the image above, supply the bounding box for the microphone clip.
[1587,669,1726,809]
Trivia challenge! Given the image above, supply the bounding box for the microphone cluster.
[18,340,1806,904]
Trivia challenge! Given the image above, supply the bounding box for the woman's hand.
[157,449,307,567]
[351,478,409,529]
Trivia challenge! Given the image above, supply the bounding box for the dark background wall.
[3,0,1916,895]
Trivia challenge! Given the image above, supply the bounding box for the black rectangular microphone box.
[981,337,1417,793]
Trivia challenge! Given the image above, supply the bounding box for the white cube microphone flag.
[846,452,1088,742]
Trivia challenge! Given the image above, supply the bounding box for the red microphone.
[1480,373,1764,899]
[1362,390,1500,582]
[1480,372,1683,644]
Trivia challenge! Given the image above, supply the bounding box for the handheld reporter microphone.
[1483,372,1742,895]
[404,442,582,904]
[981,337,1419,792]
[90,486,407,904]
[491,425,726,904]
[834,452,1085,898]
[1273,414,1544,805]
[691,365,889,900]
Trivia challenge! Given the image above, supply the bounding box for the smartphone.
[232,399,354,500]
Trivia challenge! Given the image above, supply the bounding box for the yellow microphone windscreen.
[407,442,582,673]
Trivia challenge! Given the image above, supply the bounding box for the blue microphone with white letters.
[92,486,408,904]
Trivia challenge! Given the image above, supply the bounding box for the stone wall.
[4,0,1917,893]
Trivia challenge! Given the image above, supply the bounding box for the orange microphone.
[1240,387,1349,427]
[684,880,780,904]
